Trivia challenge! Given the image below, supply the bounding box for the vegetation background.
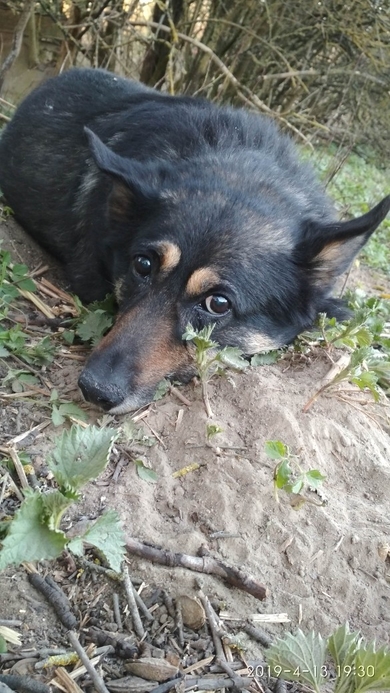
[1,0,390,162]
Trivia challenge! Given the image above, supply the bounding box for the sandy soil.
[1,216,390,673]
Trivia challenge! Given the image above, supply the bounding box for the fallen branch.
[126,537,267,600]
[0,0,36,92]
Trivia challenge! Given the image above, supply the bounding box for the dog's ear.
[298,196,390,284]
[84,127,159,219]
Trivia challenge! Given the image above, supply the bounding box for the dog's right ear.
[84,127,160,219]
[297,195,390,285]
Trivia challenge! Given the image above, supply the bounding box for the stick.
[126,537,267,600]
[7,446,30,490]
[122,564,145,639]
[198,593,225,661]
[0,0,36,91]
[67,631,110,693]
[169,385,191,406]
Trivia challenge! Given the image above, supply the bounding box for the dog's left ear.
[298,195,390,283]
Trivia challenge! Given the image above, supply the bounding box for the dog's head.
[78,130,390,412]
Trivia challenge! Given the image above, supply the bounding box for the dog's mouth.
[78,361,196,413]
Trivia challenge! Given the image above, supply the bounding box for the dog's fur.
[0,68,389,412]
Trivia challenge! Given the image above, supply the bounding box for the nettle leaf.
[0,345,9,357]
[76,310,113,345]
[183,324,217,350]
[51,402,89,427]
[135,459,158,483]
[251,350,280,366]
[274,459,292,489]
[265,440,289,460]
[267,629,326,693]
[153,378,170,401]
[41,490,75,531]
[48,425,117,492]
[354,644,390,693]
[68,510,125,573]
[0,492,67,570]
[218,347,248,371]
[329,623,362,693]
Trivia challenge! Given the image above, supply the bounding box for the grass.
[311,147,390,272]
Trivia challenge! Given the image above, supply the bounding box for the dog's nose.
[78,370,126,411]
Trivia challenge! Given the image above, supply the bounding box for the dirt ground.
[1,216,390,686]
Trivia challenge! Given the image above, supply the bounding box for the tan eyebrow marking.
[185,267,221,296]
[155,241,182,272]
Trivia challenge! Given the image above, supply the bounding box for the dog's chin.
[108,389,156,414]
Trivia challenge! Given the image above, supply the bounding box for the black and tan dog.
[0,68,388,412]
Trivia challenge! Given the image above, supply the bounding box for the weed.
[183,324,248,417]
[48,389,89,426]
[265,440,326,508]
[266,623,390,693]
[0,425,125,572]
[299,292,390,408]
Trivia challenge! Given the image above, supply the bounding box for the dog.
[0,68,388,413]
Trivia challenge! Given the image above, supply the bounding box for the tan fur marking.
[114,278,124,303]
[242,332,280,355]
[185,267,220,296]
[156,241,182,272]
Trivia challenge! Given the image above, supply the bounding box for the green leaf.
[265,440,289,460]
[290,477,305,494]
[76,310,113,345]
[0,634,7,653]
[274,459,292,489]
[47,425,117,492]
[41,490,75,531]
[328,623,362,693]
[69,510,125,572]
[305,469,326,490]
[51,402,89,427]
[251,350,280,366]
[354,644,390,693]
[267,629,327,693]
[0,344,9,357]
[62,330,75,345]
[153,378,170,401]
[16,278,37,292]
[135,459,158,483]
[0,492,67,570]
[218,346,248,370]
[207,423,223,439]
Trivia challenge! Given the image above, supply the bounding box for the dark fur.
[0,68,388,412]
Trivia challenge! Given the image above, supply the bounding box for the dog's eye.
[203,295,231,315]
[133,255,152,277]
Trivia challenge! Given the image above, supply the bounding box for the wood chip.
[177,595,206,630]
[124,658,179,682]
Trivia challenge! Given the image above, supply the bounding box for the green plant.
[265,440,326,508]
[183,324,248,417]
[266,623,390,693]
[299,292,390,408]
[48,389,89,426]
[0,425,125,572]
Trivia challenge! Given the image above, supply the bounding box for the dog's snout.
[78,369,126,411]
